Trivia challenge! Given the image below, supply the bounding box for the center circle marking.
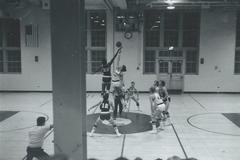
[87,112,152,134]
[102,118,132,126]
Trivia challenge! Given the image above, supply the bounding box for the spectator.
[26,116,53,160]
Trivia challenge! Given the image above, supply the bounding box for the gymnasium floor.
[0,92,240,160]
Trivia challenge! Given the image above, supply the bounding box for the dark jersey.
[102,64,111,77]
[100,101,111,112]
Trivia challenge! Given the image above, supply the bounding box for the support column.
[50,0,86,160]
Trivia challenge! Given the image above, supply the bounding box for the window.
[144,10,200,74]
[90,12,106,47]
[236,12,240,47]
[115,10,140,32]
[0,18,21,73]
[164,12,179,47]
[235,12,240,74]
[185,50,198,74]
[172,61,182,73]
[144,50,156,73]
[86,11,106,74]
[144,11,160,47]
[182,12,200,47]
[235,51,240,74]
[159,61,168,73]
[90,50,106,73]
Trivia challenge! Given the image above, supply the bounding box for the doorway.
[156,50,184,92]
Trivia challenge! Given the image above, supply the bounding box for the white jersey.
[153,93,165,112]
[112,70,122,82]
[153,93,163,105]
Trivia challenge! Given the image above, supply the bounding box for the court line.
[0,110,49,132]
[39,99,52,107]
[171,123,188,159]
[188,94,207,110]
[120,134,126,157]
[187,113,240,137]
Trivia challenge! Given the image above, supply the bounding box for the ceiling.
[0,0,240,11]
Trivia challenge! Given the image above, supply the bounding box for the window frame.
[85,10,107,74]
[143,10,200,75]
[234,11,240,74]
[0,18,21,74]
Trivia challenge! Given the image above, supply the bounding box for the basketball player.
[149,86,166,133]
[153,80,160,93]
[112,86,126,119]
[111,48,127,91]
[95,44,122,94]
[125,81,140,111]
[88,92,121,137]
[159,80,171,121]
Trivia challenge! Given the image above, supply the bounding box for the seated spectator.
[114,157,129,160]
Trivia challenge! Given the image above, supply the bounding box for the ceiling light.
[167,4,175,9]
[168,46,174,50]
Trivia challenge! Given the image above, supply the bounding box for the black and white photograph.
[0,0,240,160]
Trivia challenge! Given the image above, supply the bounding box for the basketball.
[116,41,122,48]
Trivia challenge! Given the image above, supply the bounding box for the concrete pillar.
[50,0,86,160]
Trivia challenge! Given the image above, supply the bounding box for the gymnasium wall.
[0,8,52,91]
[184,9,240,92]
[0,8,240,92]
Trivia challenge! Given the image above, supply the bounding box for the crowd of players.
[88,42,171,136]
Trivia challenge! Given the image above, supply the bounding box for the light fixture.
[165,0,175,10]
[168,46,174,50]
[167,4,175,10]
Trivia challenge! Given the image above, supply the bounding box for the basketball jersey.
[153,93,163,106]
[127,86,137,96]
[155,86,160,93]
[112,70,122,81]
[159,87,167,98]
[100,101,110,112]
[102,64,111,76]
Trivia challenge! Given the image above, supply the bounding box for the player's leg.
[157,113,165,131]
[106,81,111,93]
[109,117,121,136]
[132,96,140,110]
[126,96,131,112]
[150,112,158,133]
[113,97,118,119]
[90,117,101,136]
[163,99,171,124]
[119,97,123,117]
[26,147,34,160]
[36,149,50,160]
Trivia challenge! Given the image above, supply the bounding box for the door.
[157,59,184,91]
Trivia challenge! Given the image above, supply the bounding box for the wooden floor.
[0,92,240,160]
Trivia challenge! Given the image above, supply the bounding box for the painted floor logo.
[87,112,152,134]
[102,118,132,126]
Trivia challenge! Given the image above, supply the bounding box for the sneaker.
[89,132,94,137]
[150,129,158,134]
[116,133,122,136]
[157,127,164,131]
